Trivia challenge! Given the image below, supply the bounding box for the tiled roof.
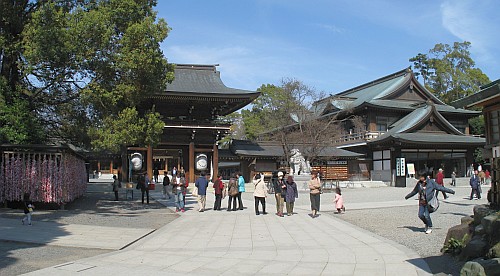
[391,133,485,145]
[164,64,259,96]
[230,140,284,157]
[366,100,479,115]
[369,103,484,146]
[313,68,477,117]
[451,79,500,109]
[228,140,363,158]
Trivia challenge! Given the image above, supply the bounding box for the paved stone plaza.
[0,178,487,275]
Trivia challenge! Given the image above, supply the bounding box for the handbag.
[148,183,155,190]
[192,186,198,197]
[428,194,439,213]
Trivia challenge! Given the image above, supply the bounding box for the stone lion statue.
[290,149,311,175]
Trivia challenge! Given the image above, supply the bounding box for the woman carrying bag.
[253,173,268,215]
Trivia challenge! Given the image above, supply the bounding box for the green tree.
[469,115,484,136]
[0,0,173,150]
[89,107,164,153]
[409,41,490,103]
[242,81,304,140]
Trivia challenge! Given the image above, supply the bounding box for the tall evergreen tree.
[409,41,490,104]
[0,0,173,151]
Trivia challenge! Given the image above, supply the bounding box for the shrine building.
[125,64,260,182]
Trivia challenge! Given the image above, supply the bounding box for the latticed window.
[490,110,500,144]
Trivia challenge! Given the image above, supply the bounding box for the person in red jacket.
[213,174,224,211]
[435,168,448,200]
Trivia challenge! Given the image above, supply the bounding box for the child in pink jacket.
[333,188,345,214]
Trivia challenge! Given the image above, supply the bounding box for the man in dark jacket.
[195,171,209,212]
[138,173,149,204]
[405,174,455,234]
[469,170,481,200]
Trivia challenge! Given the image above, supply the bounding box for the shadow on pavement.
[0,220,71,275]
[400,225,425,233]
[421,255,464,275]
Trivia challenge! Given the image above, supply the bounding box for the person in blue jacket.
[237,172,245,210]
[405,173,455,234]
[195,171,209,212]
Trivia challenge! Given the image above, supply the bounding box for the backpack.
[229,179,238,196]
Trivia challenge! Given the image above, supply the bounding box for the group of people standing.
[162,170,345,219]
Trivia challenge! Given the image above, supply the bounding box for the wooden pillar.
[189,142,195,183]
[97,161,101,172]
[147,145,153,180]
[213,144,219,180]
[110,161,114,174]
[164,158,168,171]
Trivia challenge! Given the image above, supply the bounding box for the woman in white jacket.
[253,173,268,215]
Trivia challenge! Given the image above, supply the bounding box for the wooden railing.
[332,131,385,145]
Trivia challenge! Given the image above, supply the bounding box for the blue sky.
[156,0,499,94]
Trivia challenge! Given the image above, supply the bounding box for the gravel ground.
[320,186,488,276]
[0,181,177,276]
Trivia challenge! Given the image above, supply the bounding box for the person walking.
[173,173,186,212]
[405,174,455,234]
[162,171,171,199]
[273,171,286,217]
[253,173,268,215]
[153,167,159,183]
[237,172,245,210]
[451,171,457,186]
[478,170,486,185]
[308,172,321,218]
[213,174,224,211]
[138,173,149,204]
[195,172,209,212]
[112,175,120,201]
[227,174,238,211]
[284,175,298,216]
[333,187,345,214]
[21,193,34,226]
[485,170,491,186]
[435,168,448,199]
[470,170,481,200]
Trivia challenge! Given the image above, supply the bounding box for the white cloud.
[314,23,346,34]
[441,0,499,63]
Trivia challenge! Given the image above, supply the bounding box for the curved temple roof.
[315,68,478,117]
[164,64,260,96]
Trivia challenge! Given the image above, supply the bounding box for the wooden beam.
[147,145,153,180]
[189,142,195,183]
[194,148,214,153]
[213,144,218,180]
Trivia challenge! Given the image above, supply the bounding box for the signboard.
[396,157,406,176]
[407,163,415,176]
[327,160,347,165]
